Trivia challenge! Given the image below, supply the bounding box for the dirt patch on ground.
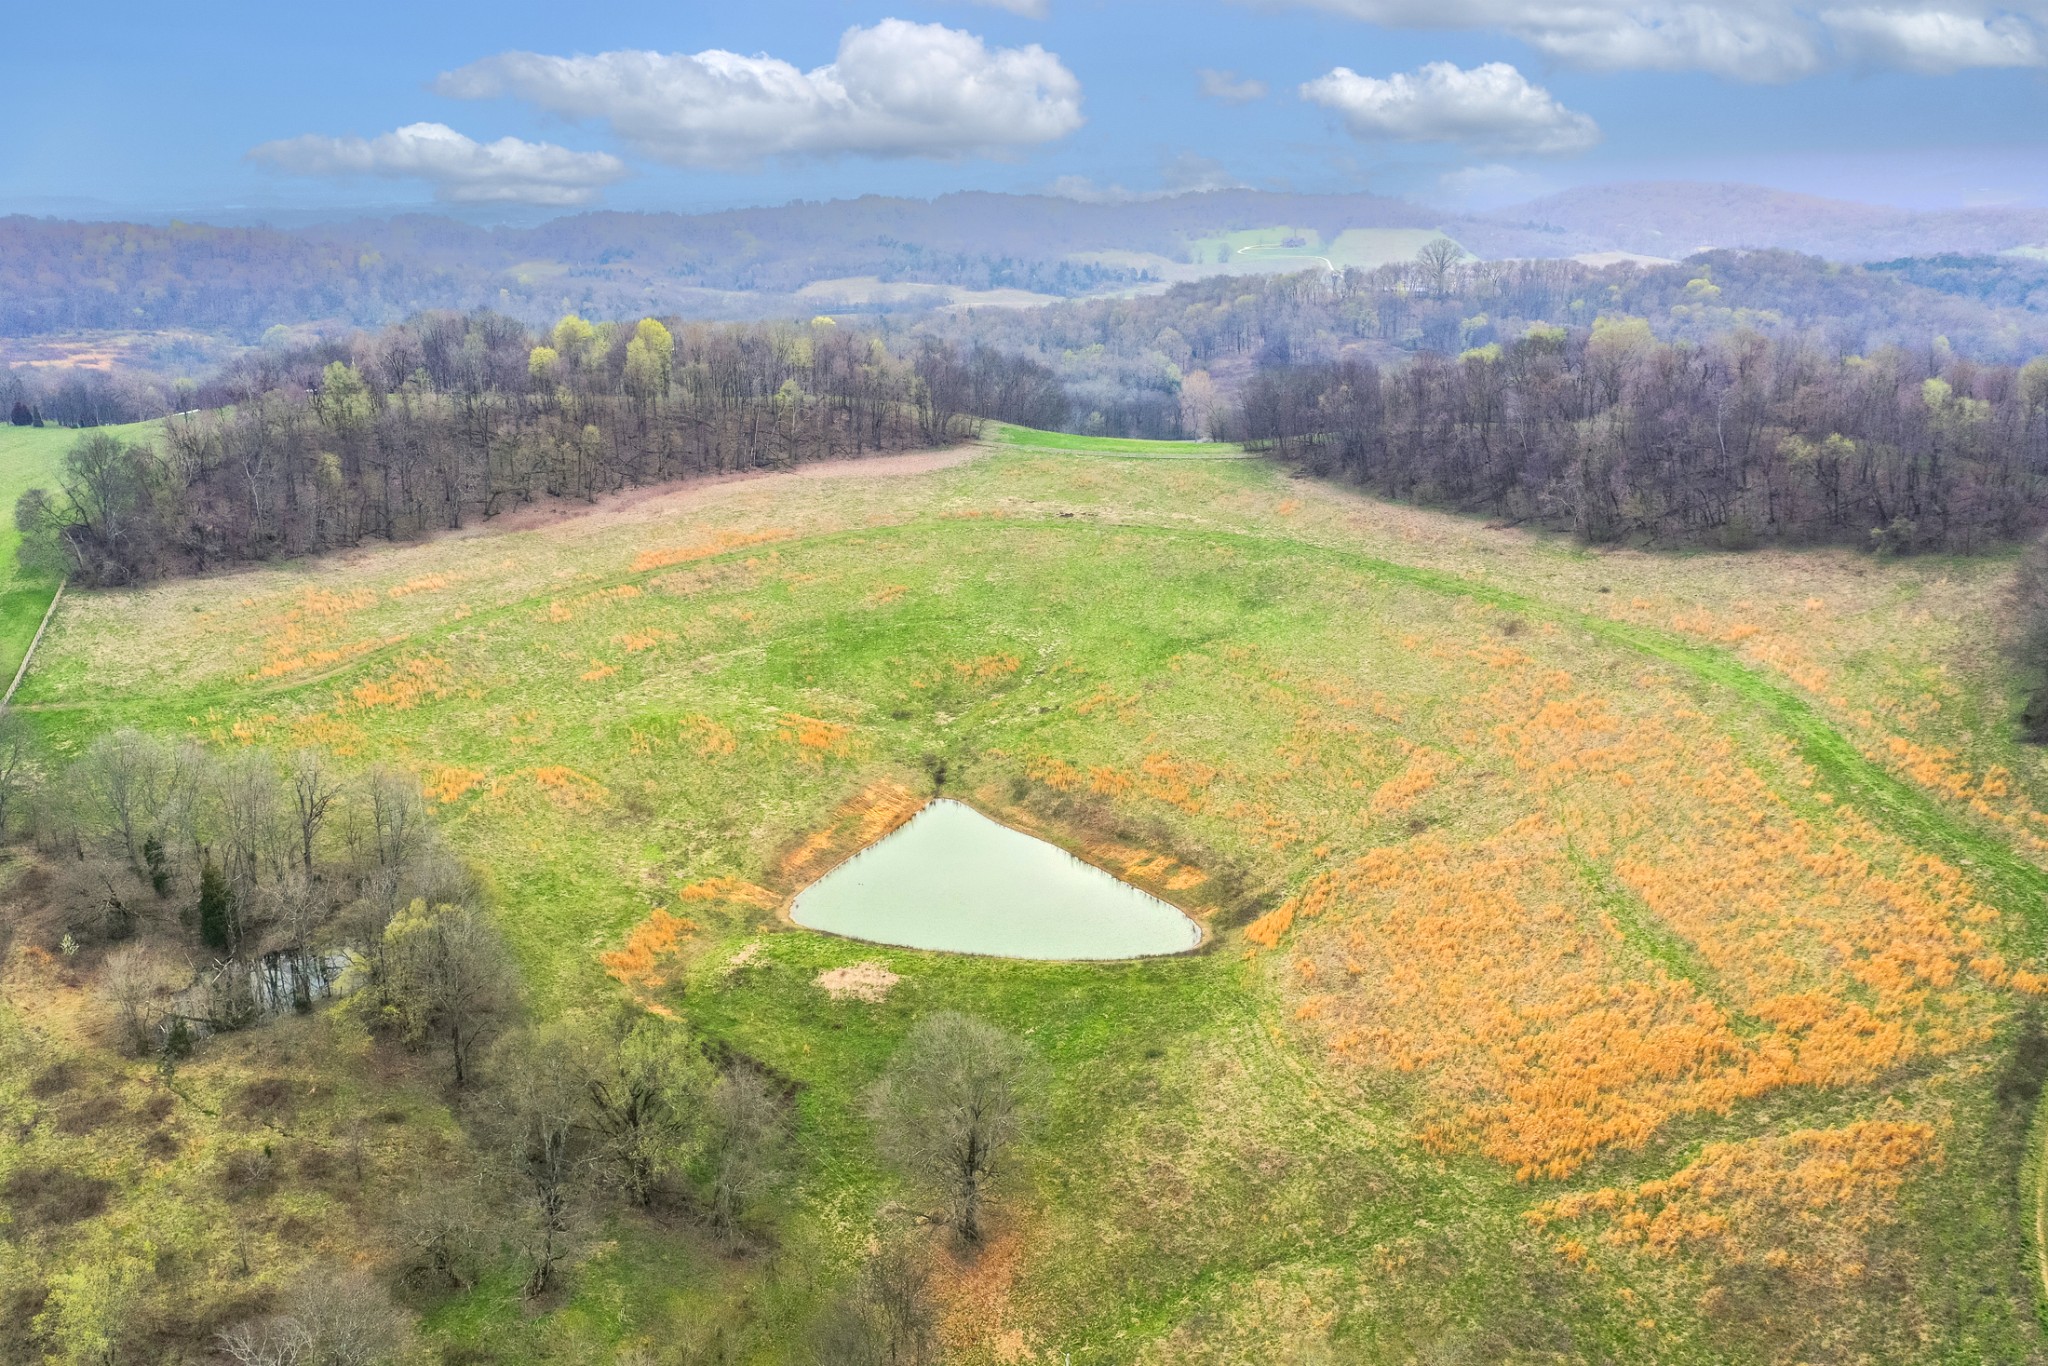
[4,1166,112,1229]
[813,962,901,1003]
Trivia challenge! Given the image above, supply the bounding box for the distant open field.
[9,431,2048,1361]
[1183,226,1460,272]
[0,420,156,685]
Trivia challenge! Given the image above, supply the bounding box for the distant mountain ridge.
[5,183,2048,345]
[1457,182,2048,262]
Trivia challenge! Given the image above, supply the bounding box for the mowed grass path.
[18,434,2048,1362]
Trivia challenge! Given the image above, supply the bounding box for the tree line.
[13,311,999,586]
[1238,319,2048,553]
[911,247,2048,440]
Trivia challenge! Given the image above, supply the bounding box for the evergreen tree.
[8,401,30,427]
[197,856,234,952]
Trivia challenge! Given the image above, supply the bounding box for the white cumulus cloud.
[1300,61,1601,154]
[1259,0,2046,79]
[249,123,629,204]
[437,20,1084,168]
[1197,68,1270,103]
[1821,6,2043,69]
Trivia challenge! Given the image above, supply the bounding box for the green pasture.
[1181,226,1463,271]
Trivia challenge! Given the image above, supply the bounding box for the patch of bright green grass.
[0,420,157,682]
[986,422,1251,457]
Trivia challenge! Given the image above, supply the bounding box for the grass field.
[1182,227,1460,272]
[0,421,156,686]
[10,433,2048,1361]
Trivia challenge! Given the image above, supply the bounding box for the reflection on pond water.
[790,799,1202,960]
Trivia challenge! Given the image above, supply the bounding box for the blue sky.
[8,0,2048,219]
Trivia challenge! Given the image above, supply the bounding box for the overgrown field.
[10,430,2048,1362]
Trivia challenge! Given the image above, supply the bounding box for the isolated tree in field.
[868,1011,1031,1246]
[379,900,518,1086]
[9,401,30,427]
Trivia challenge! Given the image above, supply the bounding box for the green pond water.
[789,799,1203,960]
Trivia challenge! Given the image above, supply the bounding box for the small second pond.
[789,799,1203,960]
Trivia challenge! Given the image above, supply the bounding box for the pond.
[789,798,1203,960]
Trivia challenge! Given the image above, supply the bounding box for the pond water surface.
[790,799,1203,960]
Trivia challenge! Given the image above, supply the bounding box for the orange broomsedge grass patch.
[681,715,738,756]
[678,877,778,909]
[601,908,699,990]
[1271,646,2017,1182]
[631,528,788,573]
[776,713,856,759]
[1026,756,1085,791]
[1527,1119,1938,1276]
[345,654,458,712]
[618,628,676,653]
[779,781,926,883]
[424,767,488,803]
[527,765,609,807]
[387,574,449,599]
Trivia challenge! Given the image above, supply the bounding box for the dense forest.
[1240,320,2048,552]
[915,249,2048,442]
[14,312,1014,585]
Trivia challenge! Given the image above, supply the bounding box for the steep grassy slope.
[8,436,2048,1362]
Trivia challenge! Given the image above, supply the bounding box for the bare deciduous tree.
[392,1176,491,1292]
[72,728,172,876]
[811,1238,940,1366]
[216,1265,412,1366]
[868,1012,1030,1247]
[99,943,171,1054]
[363,766,425,871]
[289,747,341,877]
[489,1023,592,1298]
[706,1067,785,1247]
[1414,236,1465,298]
[0,711,36,840]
